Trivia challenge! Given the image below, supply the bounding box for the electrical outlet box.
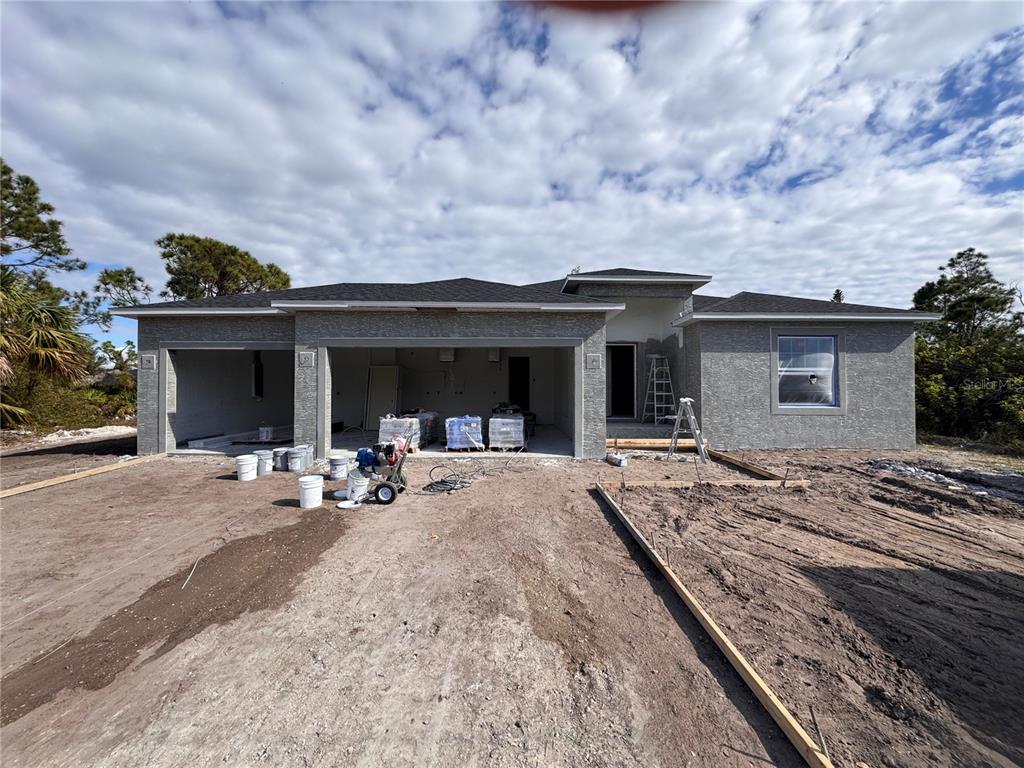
[439,348,455,362]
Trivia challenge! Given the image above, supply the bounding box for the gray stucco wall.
[576,284,695,299]
[699,321,917,449]
[678,324,702,422]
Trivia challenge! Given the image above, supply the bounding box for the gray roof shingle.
[123,277,610,311]
[695,291,928,316]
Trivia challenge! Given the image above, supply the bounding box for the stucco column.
[135,348,161,454]
[293,344,320,454]
[579,325,607,458]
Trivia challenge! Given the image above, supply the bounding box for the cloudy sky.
[2,1,1022,345]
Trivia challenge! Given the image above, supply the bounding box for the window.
[777,335,837,407]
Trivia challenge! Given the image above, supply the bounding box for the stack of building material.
[445,415,484,450]
[401,409,440,445]
[488,415,526,449]
[378,415,434,450]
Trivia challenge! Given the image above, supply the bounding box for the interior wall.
[330,348,372,429]
[553,347,573,435]
[329,346,570,430]
[172,349,294,442]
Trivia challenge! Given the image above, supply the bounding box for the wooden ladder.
[668,397,708,463]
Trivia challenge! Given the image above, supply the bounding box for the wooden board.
[706,449,785,481]
[0,454,165,499]
[601,479,810,490]
[607,438,692,448]
[593,483,833,768]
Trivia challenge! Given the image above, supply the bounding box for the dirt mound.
[1,508,347,725]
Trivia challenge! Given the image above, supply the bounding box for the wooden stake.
[594,483,834,768]
[1,454,165,499]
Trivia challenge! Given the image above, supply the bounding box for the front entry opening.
[606,344,635,418]
[508,356,530,411]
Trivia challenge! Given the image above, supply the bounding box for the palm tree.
[0,266,91,423]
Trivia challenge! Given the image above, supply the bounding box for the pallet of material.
[445,415,483,450]
[378,412,437,451]
[488,415,525,450]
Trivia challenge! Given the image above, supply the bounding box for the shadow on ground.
[802,565,1024,764]
[1,436,138,459]
[589,488,805,768]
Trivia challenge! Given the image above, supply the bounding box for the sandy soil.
[1,434,140,489]
[1,447,1020,767]
[619,450,1024,768]
[1,452,801,767]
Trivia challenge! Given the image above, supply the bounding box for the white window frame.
[770,328,847,415]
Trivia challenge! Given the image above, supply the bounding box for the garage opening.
[169,348,295,452]
[328,346,575,457]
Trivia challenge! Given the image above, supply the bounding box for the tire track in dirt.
[0,509,347,725]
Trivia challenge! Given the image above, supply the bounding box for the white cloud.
[1,0,1021,343]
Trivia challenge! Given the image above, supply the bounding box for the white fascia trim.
[672,312,942,327]
[269,300,624,312]
[111,308,285,317]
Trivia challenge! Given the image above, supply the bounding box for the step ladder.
[642,355,676,424]
[668,397,708,463]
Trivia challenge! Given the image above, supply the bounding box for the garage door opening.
[168,348,295,453]
[328,346,575,457]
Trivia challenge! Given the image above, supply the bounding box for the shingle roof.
[694,291,929,316]
[692,294,730,311]
[123,277,610,311]
[568,267,711,280]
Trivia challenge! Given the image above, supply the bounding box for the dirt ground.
[1,445,1021,767]
[619,450,1024,768]
[1,434,140,489]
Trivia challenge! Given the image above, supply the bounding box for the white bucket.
[258,425,274,441]
[287,447,304,472]
[272,447,290,471]
[299,475,324,508]
[254,450,274,476]
[329,456,348,481]
[347,468,371,502]
[235,454,258,481]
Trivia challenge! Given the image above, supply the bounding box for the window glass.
[778,335,836,406]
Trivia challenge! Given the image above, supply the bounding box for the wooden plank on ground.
[0,454,165,499]
[593,483,833,768]
[706,449,784,480]
[606,438,691,448]
[602,479,810,490]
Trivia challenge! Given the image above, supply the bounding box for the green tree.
[156,233,290,300]
[912,248,1024,445]
[831,289,845,303]
[0,266,92,423]
[1,158,85,273]
[99,340,138,372]
[97,267,153,308]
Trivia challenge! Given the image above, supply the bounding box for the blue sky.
[2,1,1022,348]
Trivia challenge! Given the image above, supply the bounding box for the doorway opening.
[507,355,530,411]
[606,344,635,418]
